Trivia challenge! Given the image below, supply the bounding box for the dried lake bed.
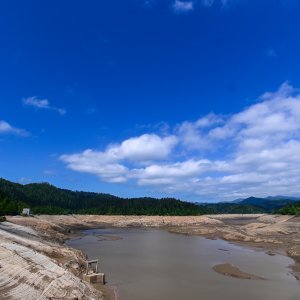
[2,214,300,300]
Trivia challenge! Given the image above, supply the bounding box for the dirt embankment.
[0,220,104,300]
[2,214,300,299]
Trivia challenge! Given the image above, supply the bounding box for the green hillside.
[0,178,210,216]
[278,202,300,216]
[203,202,265,214]
[238,197,297,212]
[1,178,299,216]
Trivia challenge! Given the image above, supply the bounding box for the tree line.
[0,178,210,216]
[1,178,298,216]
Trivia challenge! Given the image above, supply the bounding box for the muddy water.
[67,228,300,300]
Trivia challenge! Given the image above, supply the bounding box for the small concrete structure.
[86,259,99,275]
[83,259,105,284]
[83,273,105,284]
[22,208,31,216]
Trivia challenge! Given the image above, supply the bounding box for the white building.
[22,208,31,216]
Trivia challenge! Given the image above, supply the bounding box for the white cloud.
[143,0,155,7]
[201,0,236,7]
[23,97,49,109]
[19,177,32,184]
[173,1,194,13]
[23,96,66,115]
[202,0,215,6]
[60,83,300,201]
[130,159,230,186]
[57,108,67,115]
[111,134,178,161]
[265,48,276,57]
[43,169,55,176]
[60,149,129,183]
[177,113,223,150]
[60,134,177,183]
[0,120,28,136]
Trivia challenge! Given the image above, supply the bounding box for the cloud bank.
[60,83,300,201]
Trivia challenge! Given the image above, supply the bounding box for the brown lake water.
[67,228,300,300]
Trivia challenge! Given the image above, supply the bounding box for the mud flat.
[213,263,265,280]
[3,214,300,299]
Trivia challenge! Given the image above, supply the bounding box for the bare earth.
[1,214,300,299]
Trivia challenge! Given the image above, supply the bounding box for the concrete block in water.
[83,273,105,284]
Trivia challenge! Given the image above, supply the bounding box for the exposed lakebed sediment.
[1,214,300,299]
[212,263,266,280]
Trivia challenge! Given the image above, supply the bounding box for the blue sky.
[1,0,300,201]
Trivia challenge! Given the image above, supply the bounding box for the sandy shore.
[1,214,300,299]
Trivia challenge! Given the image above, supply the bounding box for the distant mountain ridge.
[233,196,299,212]
[235,196,300,203]
[265,195,300,201]
[197,196,300,214]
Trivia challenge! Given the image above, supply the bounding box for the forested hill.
[0,178,210,215]
[202,196,299,214]
[278,202,300,216]
[0,178,299,216]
